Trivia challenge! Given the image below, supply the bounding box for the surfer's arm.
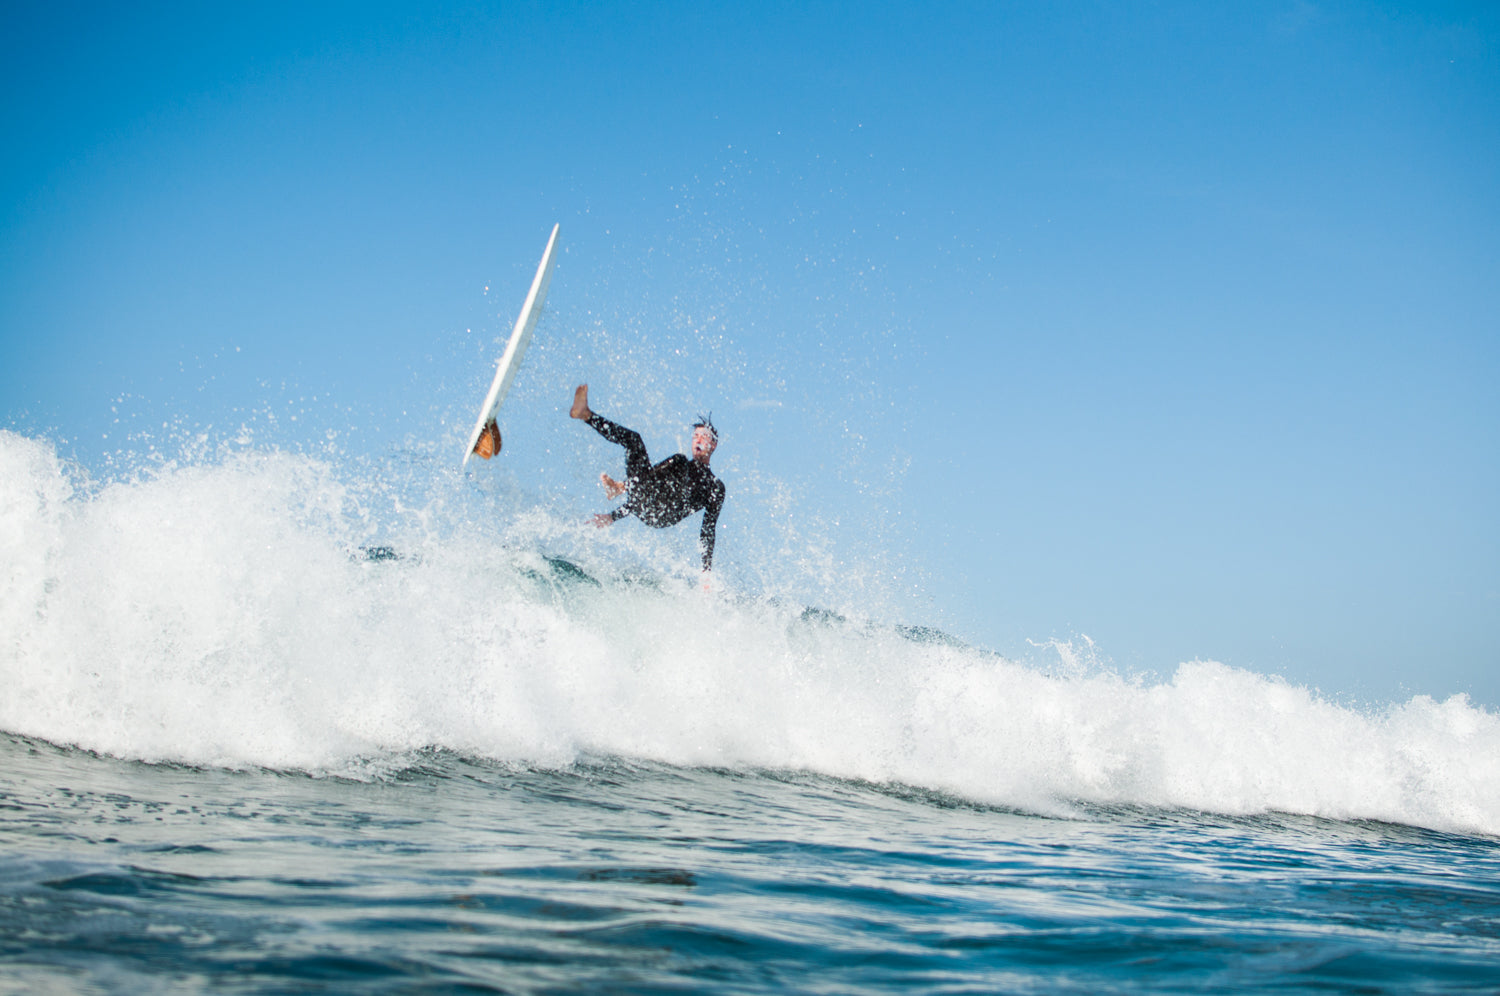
[593,506,630,528]
[699,480,725,571]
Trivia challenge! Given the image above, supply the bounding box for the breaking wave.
[2,429,1497,836]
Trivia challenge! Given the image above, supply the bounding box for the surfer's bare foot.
[570,384,592,420]
[600,472,627,499]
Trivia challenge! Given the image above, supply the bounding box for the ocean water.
[3,428,1499,993]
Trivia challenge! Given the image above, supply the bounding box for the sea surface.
[3,429,1499,993]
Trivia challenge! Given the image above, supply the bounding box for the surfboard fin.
[471,419,502,459]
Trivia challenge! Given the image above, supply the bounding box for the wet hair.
[693,413,718,441]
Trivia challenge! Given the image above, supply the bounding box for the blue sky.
[3,1,1497,706]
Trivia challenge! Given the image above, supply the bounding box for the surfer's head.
[691,415,718,460]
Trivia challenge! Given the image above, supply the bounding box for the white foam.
[2,430,1497,836]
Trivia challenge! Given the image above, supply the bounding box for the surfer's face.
[691,426,718,459]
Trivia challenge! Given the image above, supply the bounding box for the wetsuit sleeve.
[699,479,726,571]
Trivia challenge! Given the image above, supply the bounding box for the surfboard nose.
[460,223,558,467]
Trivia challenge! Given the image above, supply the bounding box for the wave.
[2,429,1497,836]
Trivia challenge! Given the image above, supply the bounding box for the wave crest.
[2,430,1496,836]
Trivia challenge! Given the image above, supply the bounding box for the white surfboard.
[462,223,560,466]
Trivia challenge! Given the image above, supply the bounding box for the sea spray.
[2,429,1497,836]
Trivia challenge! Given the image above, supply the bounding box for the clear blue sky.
[4,1,1497,706]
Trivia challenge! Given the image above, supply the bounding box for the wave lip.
[908,658,1500,834]
[2,429,1497,837]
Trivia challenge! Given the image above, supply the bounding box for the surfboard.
[462,223,561,466]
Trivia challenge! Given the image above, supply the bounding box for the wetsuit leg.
[587,414,651,480]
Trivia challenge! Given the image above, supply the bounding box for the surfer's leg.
[586,414,651,481]
[584,413,643,453]
[574,387,651,480]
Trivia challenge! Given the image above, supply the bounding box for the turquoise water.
[3,430,1499,992]
[4,738,1498,994]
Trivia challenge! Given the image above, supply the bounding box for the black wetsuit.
[587,413,726,570]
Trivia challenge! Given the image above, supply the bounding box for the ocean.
[3,428,1498,993]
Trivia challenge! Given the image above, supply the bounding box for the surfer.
[570,385,726,572]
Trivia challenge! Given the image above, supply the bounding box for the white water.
[3,429,1497,836]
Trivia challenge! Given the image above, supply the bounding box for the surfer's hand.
[591,513,614,529]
